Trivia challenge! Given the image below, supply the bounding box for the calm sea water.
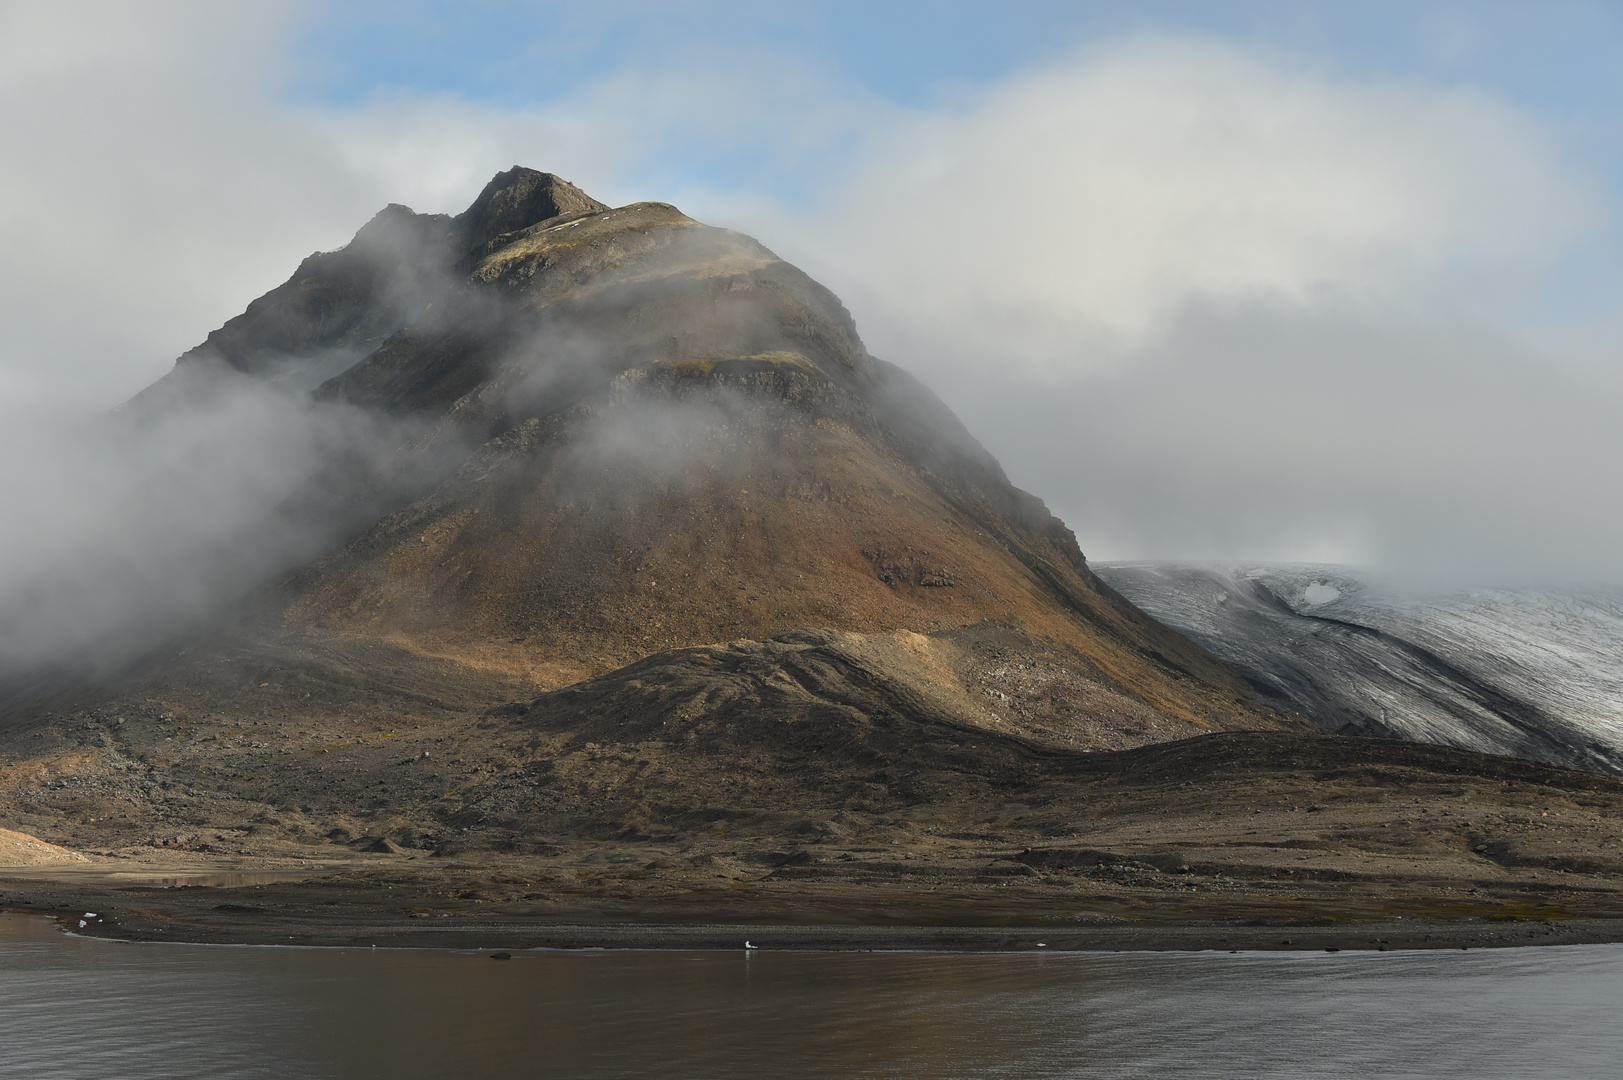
[1,912,1619,1079]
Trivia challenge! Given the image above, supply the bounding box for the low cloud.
[751,37,1620,581]
[0,378,427,675]
[780,37,1601,366]
[961,297,1623,584]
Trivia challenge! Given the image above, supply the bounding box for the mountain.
[201,169,1293,734]
[0,167,1296,854]
[6,170,1623,944]
[1094,563,1623,773]
[107,166,1268,733]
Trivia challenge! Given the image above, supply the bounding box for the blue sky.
[292,2,1622,114]
[2,0,1621,578]
[289,1,1623,166]
[281,1,1623,327]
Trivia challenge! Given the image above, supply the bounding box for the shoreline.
[10,723,1623,959]
[9,902,1620,954]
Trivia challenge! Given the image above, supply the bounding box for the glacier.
[1094,562,1623,774]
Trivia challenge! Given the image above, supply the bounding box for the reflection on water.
[0,912,1619,1080]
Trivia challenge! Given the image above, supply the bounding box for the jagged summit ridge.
[140,168,608,398]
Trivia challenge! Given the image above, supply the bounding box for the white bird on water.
[744,941,759,950]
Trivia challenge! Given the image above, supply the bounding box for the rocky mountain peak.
[105,164,1286,759]
[450,166,610,254]
[347,202,453,253]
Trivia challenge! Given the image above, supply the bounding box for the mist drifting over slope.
[0,171,938,679]
[0,382,416,675]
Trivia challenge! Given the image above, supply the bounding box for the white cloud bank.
[0,2,371,406]
[0,4,1618,585]
[751,38,1619,581]
[784,38,1602,367]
